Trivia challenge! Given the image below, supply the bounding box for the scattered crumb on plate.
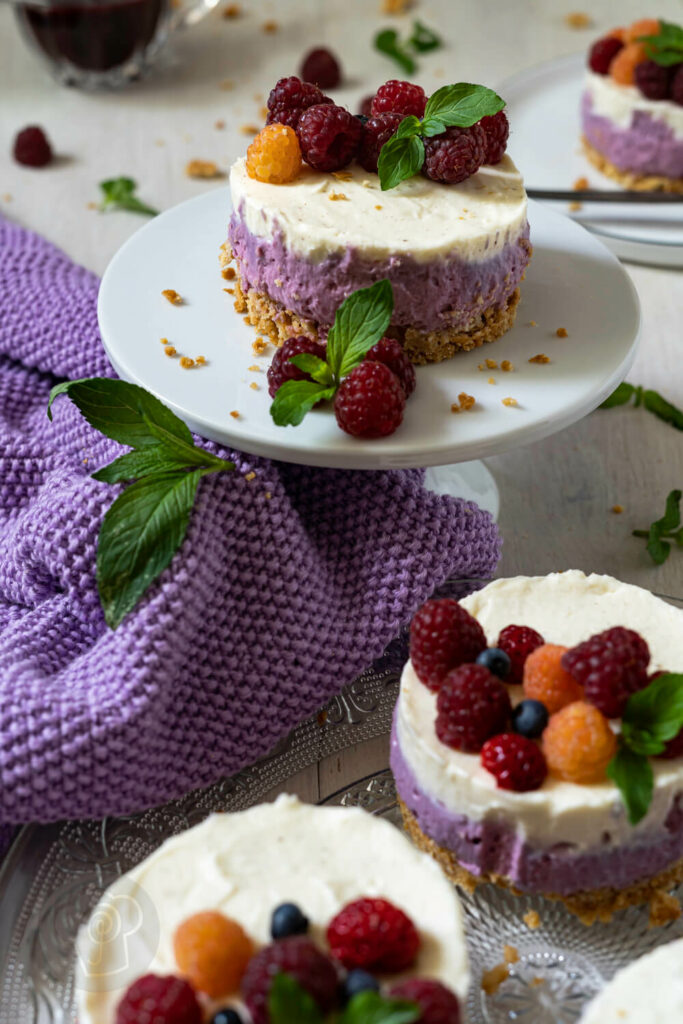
[481,963,510,996]
[252,338,269,354]
[612,504,624,514]
[329,192,348,201]
[186,159,224,179]
[381,0,413,11]
[223,266,236,280]
[230,410,240,418]
[565,12,592,28]
[180,356,195,369]
[503,945,519,965]
[261,19,278,32]
[573,176,589,190]
[523,909,541,930]
[451,392,476,413]
[164,345,177,357]
[162,289,183,305]
[502,397,518,408]
[556,327,569,338]
[501,359,514,372]
[529,353,550,364]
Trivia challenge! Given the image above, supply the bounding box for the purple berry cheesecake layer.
[227,210,531,335]
[581,91,683,180]
[390,716,683,897]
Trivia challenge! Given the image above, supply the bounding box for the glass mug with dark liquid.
[14,0,218,87]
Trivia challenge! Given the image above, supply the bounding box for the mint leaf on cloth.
[600,382,637,408]
[633,489,683,566]
[374,28,417,74]
[99,176,159,217]
[408,20,442,53]
[600,380,683,429]
[607,744,654,826]
[268,974,324,1024]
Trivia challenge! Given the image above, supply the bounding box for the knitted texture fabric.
[0,216,501,830]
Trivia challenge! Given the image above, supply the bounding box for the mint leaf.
[270,380,335,427]
[395,115,423,140]
[408,19,442,53]
[633,489,682,566]
[289,353,335,386]
[99,177,159,217]
[424,83,504,127]
[378,134,425,191]
[340,991,420,1024]
[607,744,653,826]
[374,28,416,74]
[600,382,636,408]
[643,389,683,431]
[639,21,683,65]
[328,280,394,377]
[268,974,323,1024]
[622,672,683,756]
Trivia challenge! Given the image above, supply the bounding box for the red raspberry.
[436,664,511,753]
[588,35,625,74]
[672,65,683,106]
[635,59,672,99]
[266,76,331,129]
[359,94,375,118]
[409,599,487,691]
[242,937,338,1024]
[479,110,509,164]
[371,80,427,118]
[300,47,341,90]
[561,627,650,718]
[326,897,420,973]
[363,336,416,396]
[422,124,487,184]
[389,979,462,1024]
[334,361,405,438]
[358,112,404,173]
[481,732,547,792]
[115,974,202,1024]
[497,625,545,685]
[267,335,327,397]
[297,103,362,172]
[13,126,52,168]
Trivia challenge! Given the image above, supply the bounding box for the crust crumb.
[569,200,583,212]
[556,327,569,338]
[529,353,550,364]
[214,119,226,130]
[501,359,514,372]
[329,191,348,201]
[240,124,260,136]
[265,491,272,499]
[186,159,224,179]
[612,504,624,514]
[219,78,235,90]
[502,397,518,407]
[160,336,169,344]
[195,355,206,366]
[649,889,681,927]
[162,289,183,305]
[503,945,519,965]
[2,193,13,202]
[481,963,510,996]
[244,471,256,481]
[527,320,537,327]
[381,0,413,11]
[180,356,196,369]
[164,346,177,357]
[451,392,476,413]
[252,338,269,354]
[223,266,236,280]
[248,364,261,372]
[523,909,541,930]
[485,358,498,369]
[230,410,240,418]
[566,11,592,28]
[333,170,353,182]
[530,977,545,988]
[222,2,241,16]
[249,381,259,390]
[261,19,278,32]
[224,287,234,294]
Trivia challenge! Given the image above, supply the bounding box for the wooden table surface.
[1,0,682,808]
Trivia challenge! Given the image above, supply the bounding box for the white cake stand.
[97,188,640,521]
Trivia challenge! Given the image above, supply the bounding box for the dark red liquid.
[18,0,167,72]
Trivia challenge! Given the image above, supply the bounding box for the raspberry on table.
[542,700,617,784]
[116,974,202,1024]
[300,47,342,90]
[389,978,462,1024]
[242,937,338,1024]
[423,124,487,185]
[409,599,487,691]
[13,125,53,167]
[610,42,646,85]
[672,66,683,106]
[481,732,548,792]
[363,336,416,396]
[267,335,327,397]
[479,111,509,164]
[497,624,545,685]
[173,911,254,999]
[561,626,650,718]
[266,76,330,129]
[522,643,584,714]
[635,59,672,100]
[297,103,362,172]
[333,360,405,438]
[588,35,625,74]
[246,124,302,184]
[371,80,427,118]
[326,897,420,973]
[358,112,404,173]
[436,664,512,753]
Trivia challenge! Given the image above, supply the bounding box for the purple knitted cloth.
[0,216,500,836]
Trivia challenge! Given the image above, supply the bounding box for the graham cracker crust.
[398,798,683,927]
[582,136,683,194]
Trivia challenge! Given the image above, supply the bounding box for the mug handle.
[171,0,221,30]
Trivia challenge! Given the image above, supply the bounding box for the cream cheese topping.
[229,156,528,264]
[396,571,683,849]
[75,795,469,1024]
[584,70,683,139]
[579,938,683,1023]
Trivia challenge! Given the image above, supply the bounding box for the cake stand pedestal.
[424,461,499,520]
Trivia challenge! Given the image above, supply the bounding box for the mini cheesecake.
[579,938,683,1023]
[391,572,683,924]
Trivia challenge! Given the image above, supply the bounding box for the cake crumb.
[219,78,235,90]
[556,327,569,338]
[329,191,349,201]
[186,159,223,178]
[333,170,353,182]
[503,397,518,408]
[565,11,592,28]
[530,977,545,988]
[274,278,283,287]
[240,124,260,136]
[451,392,476,413]
[573,176,589,190]
[261,19,278,32]
[2,193,12,202]
[260,105,269,119]
[222,2,241,16]
[375,204,383,210]
[485,358,498,369]
[253,92,263,103]
[527,320,537,327]
[223,266,236,280]
[248,364,261,372]
[164,346,177,357]
[249,381,259,390]
[612,504,624,514]
[224,287,234,294]
[160,336,169,344]
[230,410,240,418]
[180,356,196,369]
[529,353,550,364]
[481,963,510,996]
[569,201,583,212]
[501,360,514,372]
[523,909,541,930]
[252,338,269,354]
[381,0,413,11]
[265,491,272,499]
[86,200,98,209]
[649,889,681,927]
[488,376,496,385]
[503,945,519,965]
[245,471,256,481]
[214,119,226,130]
[195,355,206,366]
[162,289,183,305]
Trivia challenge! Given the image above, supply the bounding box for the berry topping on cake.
[635,59,673,100]
[270,902,310,939]
[672,65,683,106]
[370,80,427,118]
[299,47,342,90]
[13,125,53,167]
[358,112,404,173]
[246,125,302,184]
[326,897,420,972]
[624,17,660,42]
[475,646,511,680]
[342,969,380,1002]
[659,725,683,759]
[479,111,509,165]
[389,978,462,1024]
[242,937,338,1024]
[511,698,549,739]
[561,626,650,718]
[211,1011,243,1024]
[333,360,406,438]
[422,124,487,184]
[588,35,625,74]
[610,42,646,85]
[267,336,328,397]
[481,733,548,792]
[522,643,584,713]
[173,911,254,999]
[116,974,202,1024]
[497,625,545,685]
[542,700,617,783]
[435,664,512,753]
[297,103,362,172]
[363,336,416,397]
[266,76,331,129]
[410,599,487,691]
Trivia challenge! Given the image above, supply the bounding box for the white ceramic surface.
[500,53,683,268]
[97,188,640,470]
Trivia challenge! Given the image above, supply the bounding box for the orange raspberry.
[609,26,627,42]
[624,18,660,43]
[610,41,647,83]
[246,124,302,184]
[173,911,254,998]
[522,644,583,714]
[542,701,617,784]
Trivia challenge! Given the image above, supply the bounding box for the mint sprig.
[633,489,683,566]
[374,20,443,74]
[47,378,234,628]
[269,973,323,1024]
[269,280,394,427]
[638,20,683,66]
[268,973,419,1024]
[607,743,653,827]
[600,382,683,431]
[99,177,159,217]
[377,83,505,190]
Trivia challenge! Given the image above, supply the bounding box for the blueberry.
[270,902,309,939]
[211,1010,243,1024]
[511,699,549,739]
[476,646,511,680]
[342,969,380,1003]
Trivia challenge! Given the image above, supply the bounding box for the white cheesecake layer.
[75,795,469,1024]
[584,70,683,139]
[396,571,683,849]
[580,937,683,1023]
[229,155,528,263]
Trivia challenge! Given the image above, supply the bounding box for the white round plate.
[98,188,640,470]
[500,53,683,269]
